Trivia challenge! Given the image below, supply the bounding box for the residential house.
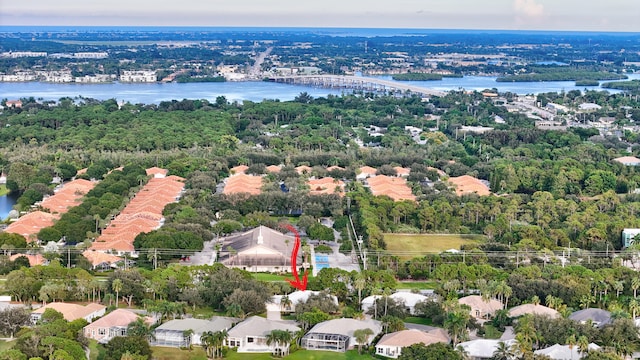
[508,304,560,319]
[83,309,149,343]
[153,317,237,347]
[219,225,300,273]
[90,171,183,256]
[9,253,47,267]
[356,166,378,180]
[266,165,282,173]
[458,339,516,360]
[271,290,339,313]
[448,175,491,196]
[458,295,503,320]
[569,308,612,328]
[226,316,300,353]
[301,318,382,352]
[5,211,58,242]
[307,177,345,196]
[623,228,640,248]
[230,165,249,174]
[295,165,312,175]
[534,343,601,360]
[31,302,106,324]
[82,250,122,270]
[613,156,640,166]
[223,173,263,195]
[361,291,430,315]
[146,167,169,178]
[393,167,411,177]
[375,328,449,359]
[366,175,416,202]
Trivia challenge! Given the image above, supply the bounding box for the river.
[1,74,637,104]
[0,193,17,220]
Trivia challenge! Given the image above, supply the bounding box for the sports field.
[384,233,484,260]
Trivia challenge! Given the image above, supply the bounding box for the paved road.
[249,47,273,79]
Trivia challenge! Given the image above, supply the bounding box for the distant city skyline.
[1,0,639,32]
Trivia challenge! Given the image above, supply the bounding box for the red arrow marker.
[285,224,308,291]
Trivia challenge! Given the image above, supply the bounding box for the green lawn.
[252,273,293,282]
[397,281,438,290]
[88,340,101,360]
[384,233,484,260]
[0,340,15,352]
[152,346,208,360]
[226,349,374,359]
[404,317,433,326]
[0,185,8,197]
[482,324,503,339]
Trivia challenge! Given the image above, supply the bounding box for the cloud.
[514,0,544,17]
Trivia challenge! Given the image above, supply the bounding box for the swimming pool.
[315,254,330,270]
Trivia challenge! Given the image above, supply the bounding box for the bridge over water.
[266,75,446,97]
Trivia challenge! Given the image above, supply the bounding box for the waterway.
[1,74,637,105]
[0,193,18,220]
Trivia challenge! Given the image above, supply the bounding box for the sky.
[1,0,639,32]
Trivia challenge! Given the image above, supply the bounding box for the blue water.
[1,73,636,105]
[0,193,18,220]
[315,254,330,271]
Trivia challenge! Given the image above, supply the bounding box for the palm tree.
[112,278,123,308]
[354,274,366,309]
[382,287,392,317]
[444,310,470,346]
[577,335,589,356]
[632,277,640,299]
[212,330,228,358]
[629,299,640,319]
[280,295,292,312]
[531,295,540,306]
[127,318,155,342]
[200,331,215,358]
[613,280,625,298]
[580,295,595,309]
[182,329,194,349]
[492,341,515,360]
[266,329,293,357]
[353,328,374,354]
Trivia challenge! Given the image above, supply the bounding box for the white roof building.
[458,339,516,359]
[362,292,431,315]
[534,343,601,360]
[271,290,338,313]
[302,318,382,352]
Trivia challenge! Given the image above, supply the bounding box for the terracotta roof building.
[230,165,249,174]
[83,309,148,343]
[295,165,312,175]
[5,211,57,241]
[367,175,416,202]
[458,295,503,319]
[508,304,560,319]
[356,166,378,180]
[90,169,184,255]
[31,302,106,324]
[9,253,47,266]
[82,250,122,270]
[613,156,640,166]
[145,167,169,178]
[308,177,345,196]
[393,166,411,177]
[448,175,491,196]
[266,165,282,173]
[223,173,263,195]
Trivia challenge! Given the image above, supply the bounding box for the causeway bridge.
[266,75,446,97]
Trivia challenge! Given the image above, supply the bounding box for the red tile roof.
[230,165,249,174]
[448,175,491,196]
[82,250,122,267]
[367,175,416,202]
[90,169,183,253]
[5,211,58,241]
[266,165,282,173]
[308,177,346,196]
[145,167,168,177]
[9,253,46,266]
[223,173,263,195]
